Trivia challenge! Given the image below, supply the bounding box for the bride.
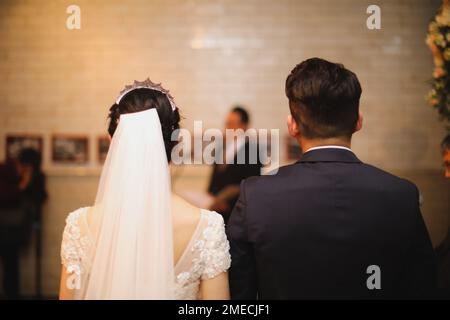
[59,79,231,300]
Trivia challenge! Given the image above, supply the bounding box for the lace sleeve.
[201,212,231,280]
[60,209,90,276]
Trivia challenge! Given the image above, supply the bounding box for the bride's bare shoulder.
[172,194,202,222]
[171,194,203,261]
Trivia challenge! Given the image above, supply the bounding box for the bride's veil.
[82,97,175,299]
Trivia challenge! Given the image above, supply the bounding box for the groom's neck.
[299,136,352,153]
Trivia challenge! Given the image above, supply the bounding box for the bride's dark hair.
[107,88,181,161]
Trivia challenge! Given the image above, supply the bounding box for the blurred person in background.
[442,134,450,178]
[16,148,47,299]
[207,106,262,223]
[436,134,450,296]
[0,148,47,299]
[0,161,24,299]
[16,148,47,212]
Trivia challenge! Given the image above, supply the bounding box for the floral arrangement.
[426,0,450,130]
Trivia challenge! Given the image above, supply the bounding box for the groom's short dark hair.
[285,57,362,139]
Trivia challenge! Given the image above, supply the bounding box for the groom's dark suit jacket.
[227,148,437,299]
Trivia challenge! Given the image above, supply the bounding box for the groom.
[227,58,437,299]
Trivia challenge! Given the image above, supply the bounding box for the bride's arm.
[60,210,85,300]
[59,266,75,300]
[200,272,230,300]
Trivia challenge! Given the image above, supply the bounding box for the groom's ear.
[354,111,363,133]
[287,114,300,138]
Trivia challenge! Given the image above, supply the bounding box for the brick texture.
[0,0,448,297]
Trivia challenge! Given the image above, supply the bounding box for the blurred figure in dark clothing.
[0,148,47,299]
[208,107,262,223]
[0,161,21,208]
[0,161,24,299]
[16,148,47,211]
[16,148,47,299]
[436,134,450,296]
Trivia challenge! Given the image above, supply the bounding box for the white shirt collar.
[304,145,353,153]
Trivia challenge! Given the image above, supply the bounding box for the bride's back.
[171,194,202,264]
[84,194,203,266]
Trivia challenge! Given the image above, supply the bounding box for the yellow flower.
[435,33,446,47]
[429,21,439,33]
[428,89,436,97]
[436,15,449,27]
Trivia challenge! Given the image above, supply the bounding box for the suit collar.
[296,148,362,163]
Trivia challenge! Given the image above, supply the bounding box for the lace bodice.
[60,207,231,300]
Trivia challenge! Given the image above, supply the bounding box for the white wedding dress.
[59,91,230,299]
[61,206,231,300]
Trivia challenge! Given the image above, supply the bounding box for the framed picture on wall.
[5,134,44,161]
[285,135,302,161]
[52,134,89,164]
[97,135,110,163]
